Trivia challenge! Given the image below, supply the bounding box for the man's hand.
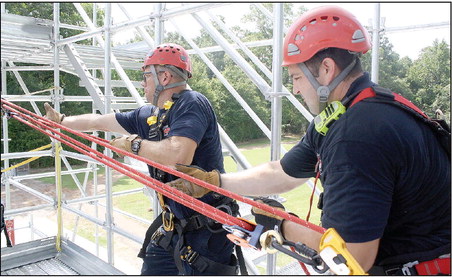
[251,197,286,232]
[44,102,65,124]
[110,134,141,157]
[166,164,221,198]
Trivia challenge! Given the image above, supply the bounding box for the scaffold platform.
[1,236,124,275]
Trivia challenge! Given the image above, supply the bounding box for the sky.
[110,2,450,60]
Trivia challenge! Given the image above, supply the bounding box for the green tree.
[5,3,104,39]
[407,39,450,119]
[361,36,414,99]
[2,3,105,168]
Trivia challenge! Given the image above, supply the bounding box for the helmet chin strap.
[298,58,357,113]
[149,65,187,106]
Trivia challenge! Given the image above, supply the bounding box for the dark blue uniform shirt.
[115,89,225,219]
[280,73,451,265]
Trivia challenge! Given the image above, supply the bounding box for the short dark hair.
[304,48,363,78]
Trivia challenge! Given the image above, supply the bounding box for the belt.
[383,255,451,275]
[414,255,450,275]
[179,245,238,275]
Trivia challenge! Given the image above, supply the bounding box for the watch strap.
[131,137,143,155]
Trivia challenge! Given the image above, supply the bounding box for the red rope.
[2,101,246,229]
[305,171,320,222]
[1,99,325,234]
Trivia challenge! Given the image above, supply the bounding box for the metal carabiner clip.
[162,210,174,232]
[222,218,264,250]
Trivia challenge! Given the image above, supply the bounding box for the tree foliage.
[2,4,450,168]
[2,3,104,167]
[406,40,450,120]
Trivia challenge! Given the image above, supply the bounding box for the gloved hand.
[251,197,286,232]
[44,102,65,124]
[166,164,221,198]
[110,134,141,157]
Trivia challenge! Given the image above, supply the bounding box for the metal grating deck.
[1,237,124,275]
[1,258,79,275]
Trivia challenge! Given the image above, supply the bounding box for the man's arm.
[62,113,129,135]
[282,220,379,272]
[44,102,129,134]
[138,135,197,167]
[222,160,380,272]
[221,160,308,196]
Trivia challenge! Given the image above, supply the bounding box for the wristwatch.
[131,137,143,155]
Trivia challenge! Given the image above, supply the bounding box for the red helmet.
[142,43,192,78]
[282,6,371,66]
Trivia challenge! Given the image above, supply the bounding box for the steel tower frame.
[1,2,449,275]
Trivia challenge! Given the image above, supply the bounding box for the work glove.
[110,134,141,157]
[44,102,65,124]
[166,164,221,198]
[251,197,286,232]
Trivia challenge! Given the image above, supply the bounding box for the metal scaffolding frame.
[1,2,449,275]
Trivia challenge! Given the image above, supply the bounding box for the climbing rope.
[2,98,252,230]
[2,98,325,234]
[1,98,330,274]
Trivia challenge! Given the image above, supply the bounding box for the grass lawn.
[38,166,105,190]
[224,138,322,225]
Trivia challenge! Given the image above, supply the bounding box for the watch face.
[132,140,141,153]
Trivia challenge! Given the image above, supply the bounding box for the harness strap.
[137,212,163,258]
[349,86,428,118]
[235,243,248,275]
[415,256,450,275]
[349,85,450,158]
[149,199,240,274]
[179,245,238,275]
[173,220,187,274]
[373,256,451,276]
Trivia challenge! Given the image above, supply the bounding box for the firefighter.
[44,43,239,275]
[168,6,451,275]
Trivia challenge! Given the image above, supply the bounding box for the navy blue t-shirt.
[280,73,451,265]
[115,89,225,219]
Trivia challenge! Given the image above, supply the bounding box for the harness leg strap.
[138,212,163,258]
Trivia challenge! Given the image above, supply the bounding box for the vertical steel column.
[104,3,115,265]
[1,3,10,209]
[52,2,64,252]
[1,28,11,209]
[2,72,11,211]
[152,2,164,218]
[270,3,284,162]
[371,3,380,83]
[266,4,284,275]
[154,3,164,45]
[92,3,97,78]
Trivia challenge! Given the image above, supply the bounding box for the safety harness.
[350,86,451,275]
[314,85,451,275]
[347,85,451,159]
[137,91,242,275]
[142,196,240,275]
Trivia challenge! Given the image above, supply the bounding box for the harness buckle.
[180,245,199,265]
[162,210,174,232]
[401,261,419,275]
[150,226,166,245]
